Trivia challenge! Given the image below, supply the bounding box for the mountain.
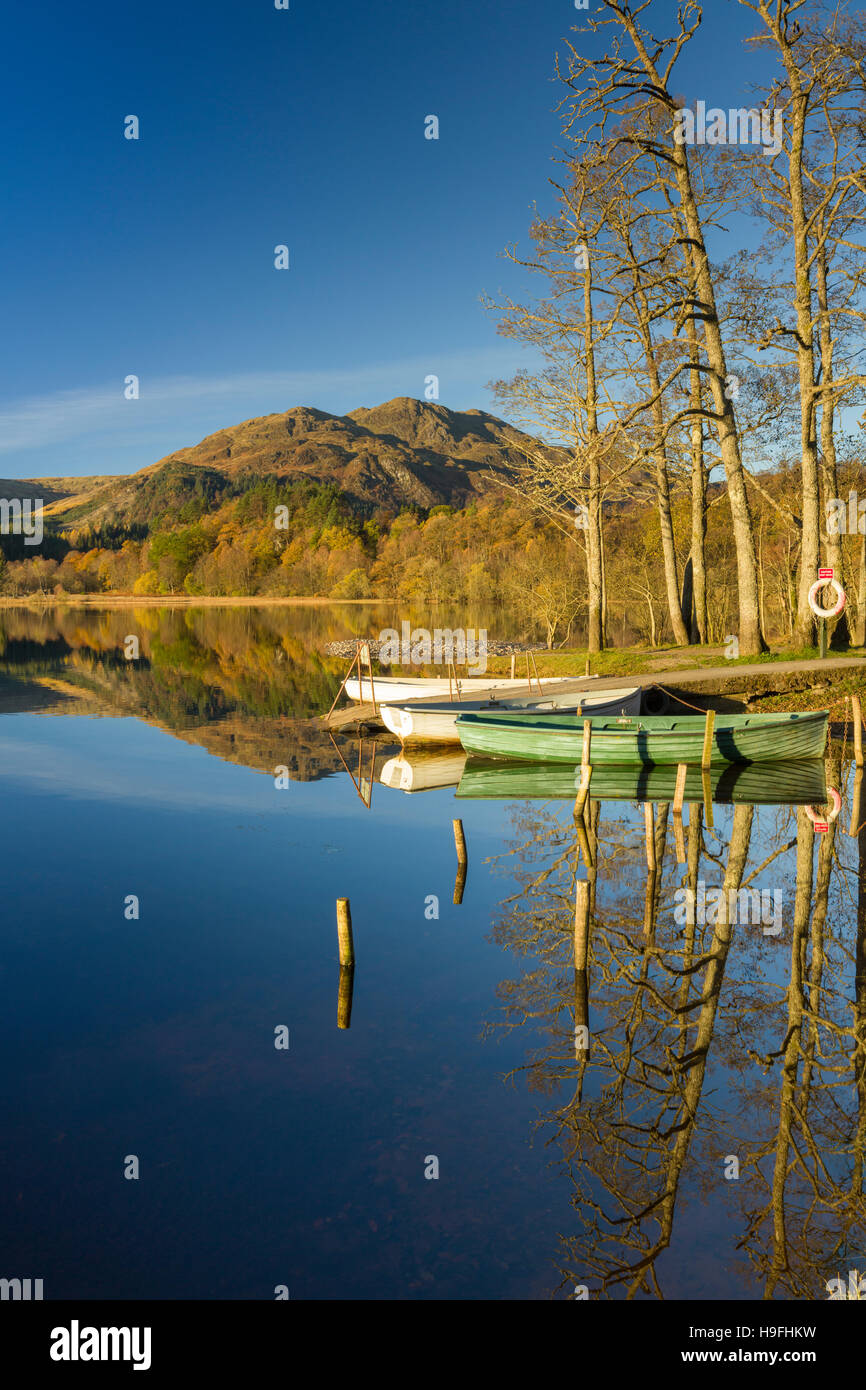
[0,476,115,507]
[12,398,537,529]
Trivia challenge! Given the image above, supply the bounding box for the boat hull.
[344,675,568,703]
[380,686,642,745]
[455,710,829,765]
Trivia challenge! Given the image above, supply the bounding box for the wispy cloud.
[0,346,536,468]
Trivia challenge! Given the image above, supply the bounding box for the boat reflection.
[456,758,828,806]
[379,750,467,793]
[375,748,830,809]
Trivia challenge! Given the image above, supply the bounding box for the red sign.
[818,568,834,580]
[815,822,829,833]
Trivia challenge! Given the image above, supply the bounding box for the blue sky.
[3,0,776,479]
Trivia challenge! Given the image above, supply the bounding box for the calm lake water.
[0,604,863,1300]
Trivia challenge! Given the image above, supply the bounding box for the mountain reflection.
[0,604,415,781]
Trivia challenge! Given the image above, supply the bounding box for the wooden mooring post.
[701,710,716,771]
[337,965,355,1030]
[850,770,863,838]
[574,879,590,972]
[574,719,593,817]
[574,814,593,870]
[453,818,468,904]
[672,762,688,864]
[336,898,355,968]
[644,802,656,872]
[643,805,658,938]
[702,769,715,833]
[852,693,863,769]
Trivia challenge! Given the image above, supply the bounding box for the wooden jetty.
[322,655,866,733]
[324,701,381,731]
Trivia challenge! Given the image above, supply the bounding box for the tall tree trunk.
[857,534,866,647]
[616,11,767,654]
[652,432,690,646]
[680,557,694,640]
[687,314,708,642]
[584,485,604,653]
[816,240,849,647]
[637,299,690,646]
[748,3,819,645]
[581,236,606,652]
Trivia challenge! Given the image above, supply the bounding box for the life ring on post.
[808,577,846,619]
[805,788,841,825]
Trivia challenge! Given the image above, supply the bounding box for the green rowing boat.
[456,758,827,806]
[454,710,829,765]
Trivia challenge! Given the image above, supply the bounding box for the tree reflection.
[487,752,866,1298]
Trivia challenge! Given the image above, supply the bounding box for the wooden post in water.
[574,814,593,870]
[672,762,688,863]
[575,768,592,817]
[850,769,863,838]
[643,801,658,938]
[337,965,354,1029]
[573,876,590,1061]
[853,693,863,769]
[336,898,354,967]
[574,880,590,972]
[701,710,715,771]
[575,720,593,817]
[644,802,656,871]
[453,819,468,904]
[453,819,467,864]
[573,967,589,1060]
[702,769,714,833]
[581,719,592,768]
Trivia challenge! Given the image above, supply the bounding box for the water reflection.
[0,604,411,781]
[2,604,863,1299]
[474,743,866,1299]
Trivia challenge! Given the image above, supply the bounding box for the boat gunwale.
[455,710,829,736]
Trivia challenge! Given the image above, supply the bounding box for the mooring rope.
[648,682,708,715]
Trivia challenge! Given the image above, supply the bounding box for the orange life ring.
[805,788,841,824]
[808,577,845,619]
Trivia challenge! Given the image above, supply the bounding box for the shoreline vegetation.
[0,604,860,793]
[0,596,862,712]
[0,594,393,607]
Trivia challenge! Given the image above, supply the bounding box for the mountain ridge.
[1,397,538,527]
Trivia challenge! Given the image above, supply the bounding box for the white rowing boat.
[344,674,571,703]
[380,685,643,746]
